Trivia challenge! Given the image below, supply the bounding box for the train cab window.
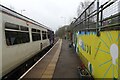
[5,22,19,30]
[31,28,41,41]
[48,34,50,39]
[48,32,50,39]
[42,31,47,40]
[46,32,48,39]
[5,22,30,46]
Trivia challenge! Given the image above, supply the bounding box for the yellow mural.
[76,31,119,79]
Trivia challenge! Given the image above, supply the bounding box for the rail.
[71,0,120,36]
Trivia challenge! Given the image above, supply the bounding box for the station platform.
[21,39,81,79]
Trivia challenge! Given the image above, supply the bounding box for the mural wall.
[73,31,120,79]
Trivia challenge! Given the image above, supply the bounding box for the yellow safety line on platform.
[41,39,62,79]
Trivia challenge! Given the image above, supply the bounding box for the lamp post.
[21,9,26,14]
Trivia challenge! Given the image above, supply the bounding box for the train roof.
[0,4,52,31]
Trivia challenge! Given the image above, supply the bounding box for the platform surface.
[53,39,80,78]
[22,39,81,79]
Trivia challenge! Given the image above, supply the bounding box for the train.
[0,5,54,79]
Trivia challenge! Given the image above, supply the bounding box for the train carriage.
[0,5,54,79]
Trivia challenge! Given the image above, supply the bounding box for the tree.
[77,0,93,17]
[55,25,69,38]
[76,0,96,30]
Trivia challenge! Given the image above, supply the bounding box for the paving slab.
[53,39,81,78]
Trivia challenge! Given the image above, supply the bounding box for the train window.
[42,31,47,40]
[20,26,29,31]
[32,33,41,41]
[37,30,40,32]
[5,31,19,45]
[32,29,36,32]
[5,22,19,30]
[18,32,30,43]
[31,29,41,41]
[5,30,30,46]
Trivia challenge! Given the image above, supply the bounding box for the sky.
[0,0,83,31]
[0,0,119,31]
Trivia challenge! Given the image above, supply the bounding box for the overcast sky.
[0,0,119,31]
[0,0,84,31]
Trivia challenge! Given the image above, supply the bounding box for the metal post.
[100,5,103,27]
[85,11,87,30]
[96,0,100,36]
[96,0,99,28]
[21,9,26,14]
[88,9,90,29]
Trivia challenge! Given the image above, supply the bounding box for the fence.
[72,0,120,36]
[71,0,120,79]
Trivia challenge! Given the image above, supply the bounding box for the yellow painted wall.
[75,31,119,79]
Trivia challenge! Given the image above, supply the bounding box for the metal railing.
[71,0,120,36]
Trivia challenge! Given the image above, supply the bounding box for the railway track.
[19,39,60,79]
[2,38,59,80]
